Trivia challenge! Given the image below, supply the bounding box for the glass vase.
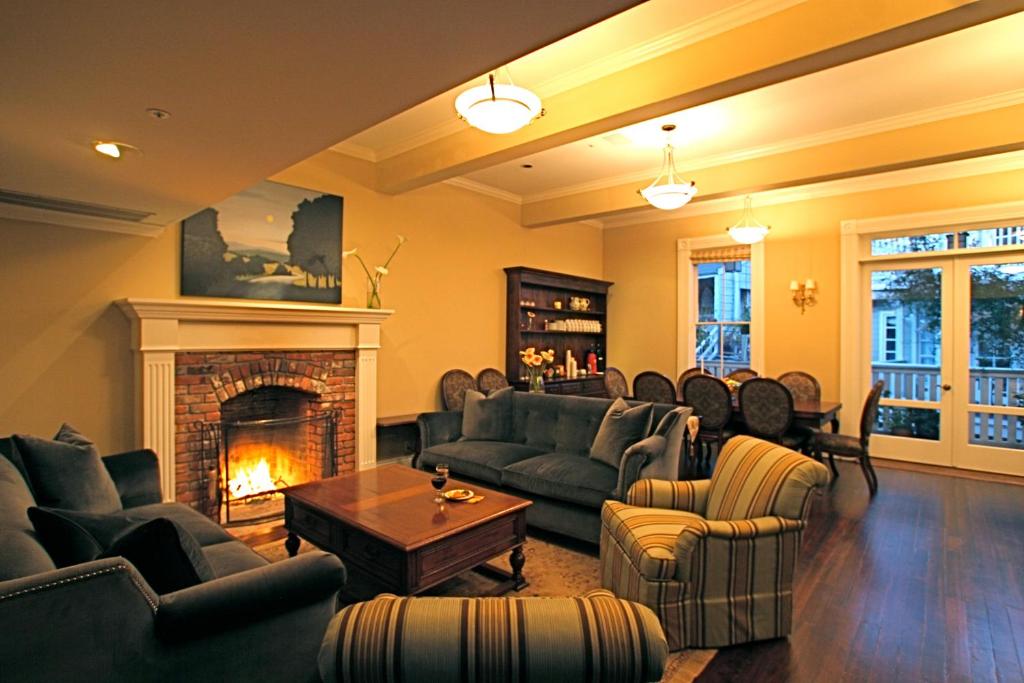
[366,279,381,309]
[528,371,545,394]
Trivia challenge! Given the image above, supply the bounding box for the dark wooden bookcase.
[504,267,613,397]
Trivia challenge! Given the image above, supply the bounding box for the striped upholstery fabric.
[599,436,829,650]
[705,435,829,521]
[625,478,710,513]
[319,589,668,683]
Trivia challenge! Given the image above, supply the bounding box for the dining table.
[727,397,842,433]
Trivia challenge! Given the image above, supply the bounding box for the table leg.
[831,417,840,433]
[285,532,300,558]
[510,545,527,591]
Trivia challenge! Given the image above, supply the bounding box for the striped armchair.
[599,435,829,650]
[318,589,667,683]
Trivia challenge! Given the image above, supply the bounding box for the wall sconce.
[790,279,817,314]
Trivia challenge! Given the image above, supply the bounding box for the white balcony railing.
[871,363,1024,449]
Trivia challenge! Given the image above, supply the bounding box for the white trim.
[675,235,764,379]
[116,299,393,498]
[526,90,1024,205]
[531,0,805,100]
[840,199,1024,446]
[329,141,377,162]
[443,177,522,204]
[331,0,803,162]
[604,150,1024,230]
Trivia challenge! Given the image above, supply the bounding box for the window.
[694,258,751,377]
[870,223,1024,256]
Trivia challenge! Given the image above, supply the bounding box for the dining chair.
[475,367,510,395]
[777,371,821,403]
[439,369,476,411]
[681,374,734,476]
[603,367,630,399]
[632,371,676,404]
[676,367,710,401]
[738,378,805,450]
[809,380,885,495]
[725,368,759,382]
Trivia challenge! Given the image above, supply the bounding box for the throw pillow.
[54,422,97,450]
[461,386,514,441]
[12,429,122,513]
[101,518,215,594]
[27,507,141,568]
[589,398,654,469]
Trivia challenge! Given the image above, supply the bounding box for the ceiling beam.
[519,103,1024,226]
[375,0,1023,196]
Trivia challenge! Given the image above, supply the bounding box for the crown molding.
[602,149,1024,229]
[524,89,1024,204]
[530,0,804,99]
[329,140,377,162]
[330,0,803,163]
[443,177,522,204]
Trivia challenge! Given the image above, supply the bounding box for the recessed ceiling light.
[92,140,139,160]
[521,164,533,169]
[146,108,171,120]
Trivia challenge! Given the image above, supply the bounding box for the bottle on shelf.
[595,341,604,373]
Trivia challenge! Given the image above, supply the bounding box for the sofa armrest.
[626,478,710,513]
[615,435,665,500]
[102,449,163,507]
[0,558,160,679]
[155,550,345,641]
[414,411,463,466]
[672,516,805,582]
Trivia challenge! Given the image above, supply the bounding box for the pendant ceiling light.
[727,195,771,244]
[639,124,697,210]
[455,71,543,135]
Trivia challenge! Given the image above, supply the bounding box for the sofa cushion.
[501,452,618,508]
[27,507,141,568]
[461,387,513,441]
[0,451,37,530]
[589,398,653,469]
[12,432,122,513]
[101,518,215,594]
[203,540,270,577]
[419,441,544,485]
[126,502,235,547]
[0,530,57,580]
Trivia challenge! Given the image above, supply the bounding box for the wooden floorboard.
[697,460,1024,683]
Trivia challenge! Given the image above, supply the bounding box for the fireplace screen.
[202,411,337,526]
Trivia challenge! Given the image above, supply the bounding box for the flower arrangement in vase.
[342,234,407,309]
[519,347,555,393]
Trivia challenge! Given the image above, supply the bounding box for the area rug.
[253,530,715,682]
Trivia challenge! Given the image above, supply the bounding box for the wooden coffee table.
[282,464,532,595]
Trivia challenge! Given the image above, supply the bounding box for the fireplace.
[117,298,391,508]
[201,387,338,525]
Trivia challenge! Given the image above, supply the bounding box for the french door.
[863,254,1024,475]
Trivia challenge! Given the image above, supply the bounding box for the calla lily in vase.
[343,234,407,309]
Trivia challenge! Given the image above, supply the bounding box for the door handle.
[942,384,952,391]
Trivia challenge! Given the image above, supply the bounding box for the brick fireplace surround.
[117,299,391,504]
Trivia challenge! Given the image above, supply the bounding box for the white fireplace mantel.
[117,298,392,500]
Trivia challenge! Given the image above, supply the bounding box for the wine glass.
[431,464,449,504]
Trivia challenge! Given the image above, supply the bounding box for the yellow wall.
[604,168,1024,415]
[0,150,602,452]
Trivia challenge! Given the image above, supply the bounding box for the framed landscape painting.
[181,180,343,303]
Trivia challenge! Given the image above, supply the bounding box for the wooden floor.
[698,460,1024,683]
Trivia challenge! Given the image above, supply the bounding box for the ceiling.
[5,0,1022,235]
[0,0,638,232]
[334,1,1024,224]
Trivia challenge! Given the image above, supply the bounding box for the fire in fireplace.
[201,387,337,525]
